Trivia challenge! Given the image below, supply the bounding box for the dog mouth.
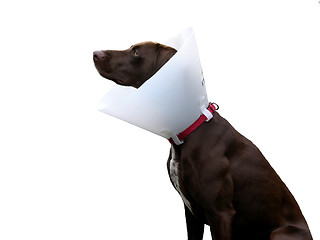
[114,79,124,85]
[94,63,112,79]
[93,52,126,86]
[96,69,125,85]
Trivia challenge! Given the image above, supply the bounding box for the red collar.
[168,102,217,145]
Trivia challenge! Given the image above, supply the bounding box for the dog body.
[167,113,312,240]
[94,42,313,240]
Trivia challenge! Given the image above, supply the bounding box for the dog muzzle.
[99,28,213,145]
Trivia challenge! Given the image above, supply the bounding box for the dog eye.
[133,49,139,56]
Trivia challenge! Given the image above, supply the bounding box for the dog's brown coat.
[94,42,313,240]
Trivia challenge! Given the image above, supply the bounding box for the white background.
[0,0,319,239]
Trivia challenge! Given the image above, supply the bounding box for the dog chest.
[169,146,193,214]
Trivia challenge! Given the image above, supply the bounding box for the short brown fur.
[93,42,313,240]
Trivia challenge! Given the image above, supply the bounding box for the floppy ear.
[153,44,177,72]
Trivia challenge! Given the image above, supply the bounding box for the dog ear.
[153,44,177,72]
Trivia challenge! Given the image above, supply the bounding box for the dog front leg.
[185,205,204,240]
[207,171,235,240]
[209,211,233,240]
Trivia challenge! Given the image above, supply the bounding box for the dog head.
[93,42,177,88]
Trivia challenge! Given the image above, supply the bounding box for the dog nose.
[93,51,105,61]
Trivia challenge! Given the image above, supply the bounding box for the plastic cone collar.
[99,28,211,144]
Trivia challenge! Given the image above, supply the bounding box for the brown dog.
[93,42,313,240]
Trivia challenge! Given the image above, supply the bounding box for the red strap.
[168,103,216,145]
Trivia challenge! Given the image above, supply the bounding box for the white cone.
[99,28,210,142]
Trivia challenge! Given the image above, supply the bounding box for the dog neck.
[168,102,218,145]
